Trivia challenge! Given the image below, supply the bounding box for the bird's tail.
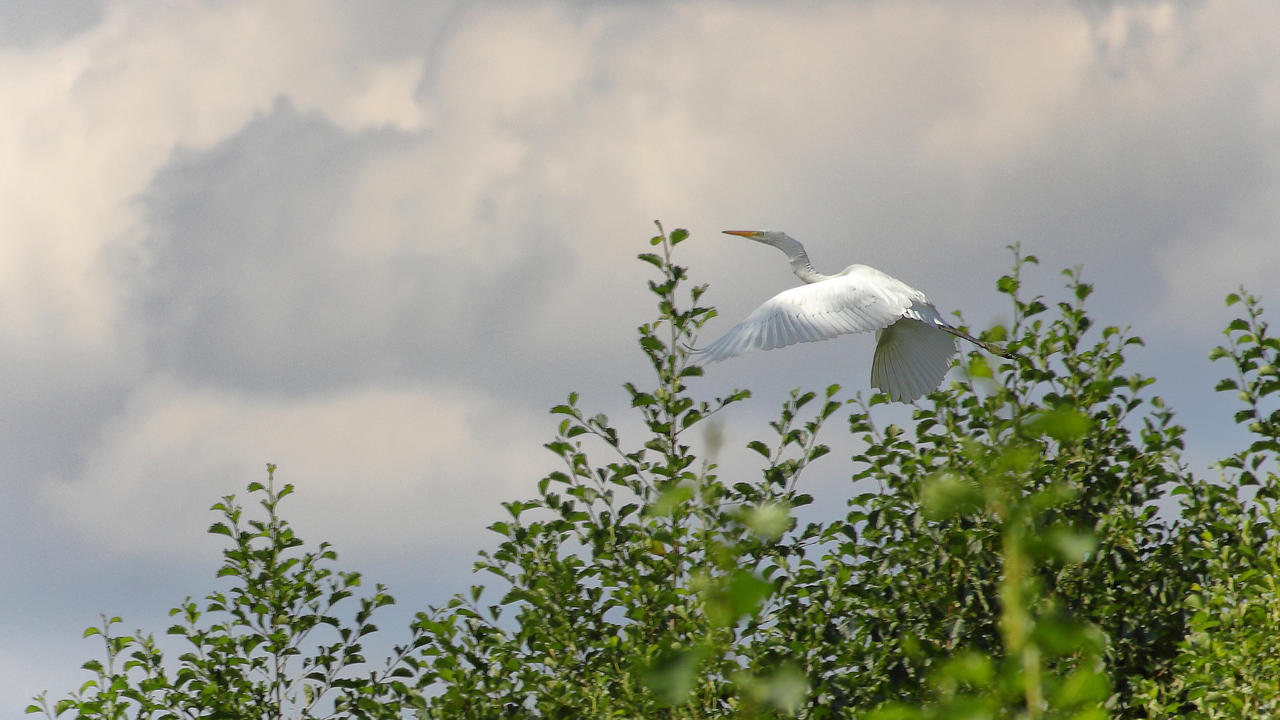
[940,326,1021,361]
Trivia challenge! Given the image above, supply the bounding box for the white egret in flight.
[694,230,1014,402]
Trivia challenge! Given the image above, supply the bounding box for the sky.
[4,0,1280,710]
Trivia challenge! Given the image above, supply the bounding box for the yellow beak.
[723,230,763,238]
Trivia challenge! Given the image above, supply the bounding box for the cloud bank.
[5,0,1279,709]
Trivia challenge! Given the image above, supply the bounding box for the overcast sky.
[5,0,1280,710]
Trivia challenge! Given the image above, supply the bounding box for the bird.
[692,230,1015,402]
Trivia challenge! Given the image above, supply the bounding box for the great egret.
[693,230,1013,402]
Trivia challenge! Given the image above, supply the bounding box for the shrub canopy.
[33,225,1280,719]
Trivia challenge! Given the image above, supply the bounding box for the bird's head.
[724,229,784,244]
[723,230,801,254]
[723,229,823,282]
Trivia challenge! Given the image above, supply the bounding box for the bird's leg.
[940,326,1021,360]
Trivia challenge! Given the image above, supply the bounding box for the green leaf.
[1052,665,1110,706]
[703,570,774,627]
[640,336,665,352]
[741,503,791,541]
[967,355,992,379]
[739,664,809,714]
[1047,528,1097,563]
[640,645,709,706]
[922,472,982,519]
[646,484,694,517]
[1028,407,1091,442]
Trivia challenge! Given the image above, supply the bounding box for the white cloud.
[39,378,552,560]
[427,3,592,130]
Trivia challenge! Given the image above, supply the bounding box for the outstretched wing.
[870,317,958,402]
[694,269,919,363]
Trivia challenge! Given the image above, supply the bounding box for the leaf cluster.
[29,467,427,719]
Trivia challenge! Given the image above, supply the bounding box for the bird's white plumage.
[695,230,970,402]
[871,317,959,402]
[697,265,927,362]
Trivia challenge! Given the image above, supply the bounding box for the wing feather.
[887,343,915,401]
[871,317,958,402]
[695,270,918,363]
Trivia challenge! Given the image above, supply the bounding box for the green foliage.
[413,222,827,717]
[1136,289,1280,719]
[864,426,1111,720]
[29,466,426,719]
[749,249,1197,719]
[35,225,1280,718]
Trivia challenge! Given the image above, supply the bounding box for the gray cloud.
[123,99,567,396]
[0,349,133,485]
[0,0,104,47]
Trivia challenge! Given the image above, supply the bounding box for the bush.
[34,224,1280,718]
[28,469,427,719]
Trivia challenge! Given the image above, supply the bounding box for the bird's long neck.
[766,234,829,284]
